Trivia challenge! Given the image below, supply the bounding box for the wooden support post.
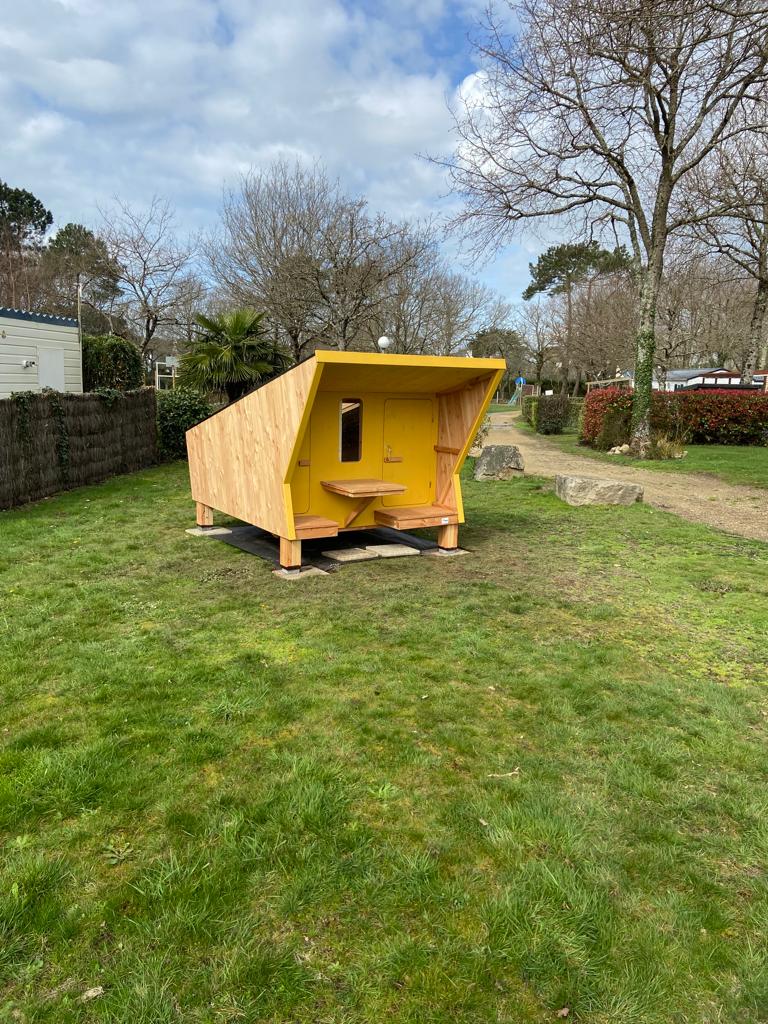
[196,502,213,527]
[437,522,459,551]
[343,496,374,528]
[279,537,302,569]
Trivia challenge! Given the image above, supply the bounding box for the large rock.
[555,474,643,506]
[473,444,525,480]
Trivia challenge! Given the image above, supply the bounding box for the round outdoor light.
[377,335,392,351]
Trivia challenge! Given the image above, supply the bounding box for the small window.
[340,399,362,462]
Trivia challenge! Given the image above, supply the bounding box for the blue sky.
[2,0,538,300]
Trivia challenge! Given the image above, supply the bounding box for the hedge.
[82,335,144,391]
[536,394,571,434]
[654,391,768,444]
[567,397,584,430]
[521,395,539,428]
[581,387,768,448]
[0,388,157,510]
[157,388,212,460]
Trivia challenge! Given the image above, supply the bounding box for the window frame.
[339,398,363,463]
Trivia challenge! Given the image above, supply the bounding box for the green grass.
[516,420,768,489]
[1,464,768,1022]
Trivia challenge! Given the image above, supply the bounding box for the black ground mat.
[212,524,437,570]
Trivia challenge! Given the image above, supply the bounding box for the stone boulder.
[555,474,643,506]
[473,444,525,480]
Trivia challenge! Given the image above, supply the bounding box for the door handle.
[384,445,403,464]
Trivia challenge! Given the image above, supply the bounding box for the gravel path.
[487,413,768,543]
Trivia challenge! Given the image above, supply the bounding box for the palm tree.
[179,309,289,403]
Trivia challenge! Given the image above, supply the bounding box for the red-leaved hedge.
[581,387,768,447]
[581,387,633,446]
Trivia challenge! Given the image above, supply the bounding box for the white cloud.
[0,0,532,299]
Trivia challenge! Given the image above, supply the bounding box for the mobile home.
[0,308,82,400]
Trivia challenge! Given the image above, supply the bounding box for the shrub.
[596,405,632,450]
[536,394,571,434]
[581,387,634,446]
[521,395,539,428]
[82,335,143,392]
[157,388,211,460]
[567,397,584,430]
[649,435,687,460]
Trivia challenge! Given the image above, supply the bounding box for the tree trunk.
[743,277,768,385]
[535,352,545,384]
[289,333,302,364]
[631,252,664,456]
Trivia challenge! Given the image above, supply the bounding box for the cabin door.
[382,398,434,507]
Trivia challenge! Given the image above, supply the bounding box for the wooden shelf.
[374,505,458,530]
[321,478,407,498]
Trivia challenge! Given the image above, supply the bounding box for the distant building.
[656,367,727,391]
[661,368,768,392]
[0,308,82,400]
[586,365,767,394]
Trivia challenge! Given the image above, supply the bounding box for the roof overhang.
[313,351,507,393]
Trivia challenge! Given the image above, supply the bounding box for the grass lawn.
[2,463,768,1022]
[515,420,768,489]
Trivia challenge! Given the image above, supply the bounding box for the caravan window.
[340,399,362,462]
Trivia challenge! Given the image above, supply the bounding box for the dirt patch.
[487,414,768,543]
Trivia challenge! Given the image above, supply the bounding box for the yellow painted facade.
[287,391,439,528]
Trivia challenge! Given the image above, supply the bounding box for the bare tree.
[208,162,330,362]
[653,253,753,372]
[684,130,768,380]
[370,248,513,355]
[209,161,432,358]
[515,299,560,383]
[426,271,511,355]
[101,197,198,359]
[308,200,432,351]
[372,244,444,353]
[445,0,768,451]
[570,273,637,381]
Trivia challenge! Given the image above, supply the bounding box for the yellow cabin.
[186,351,506,569]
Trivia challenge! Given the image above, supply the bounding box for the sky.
[1,0,538,301]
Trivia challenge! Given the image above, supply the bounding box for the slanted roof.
[313,350,506,393]
[664,366,724,381]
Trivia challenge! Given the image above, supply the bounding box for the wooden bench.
[374,505,458,530]
[294,514,339,539]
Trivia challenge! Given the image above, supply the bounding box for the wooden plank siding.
[186,357,321,538]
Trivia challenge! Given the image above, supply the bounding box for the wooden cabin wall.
[435,373,500,516]
[186,358,318,536]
